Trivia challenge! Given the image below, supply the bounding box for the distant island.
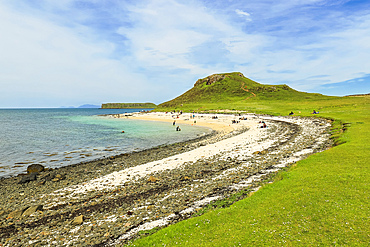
[60,104,100,108]
[101,103,157,109]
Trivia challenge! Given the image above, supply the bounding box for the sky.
[0,0,369,108]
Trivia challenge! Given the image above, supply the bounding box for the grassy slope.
[157,72,333,112]
[130,74,369,246]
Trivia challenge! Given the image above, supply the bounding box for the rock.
[180,175,191,181]
[22,205,43,216]
[37,180,45,186]
[56,174,66,180]
[148,176,159,183]
[194,74,226,86]
[8,207,29,218]
[8,210,23,218]
[72,215,84,225]
[18,173,37,184]
[42,174,55,181]
[27,164,45,174]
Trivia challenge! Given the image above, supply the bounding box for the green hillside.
[157,72,333,111]
[130,73,369,246]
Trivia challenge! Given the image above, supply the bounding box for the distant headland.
[101,103,157,109]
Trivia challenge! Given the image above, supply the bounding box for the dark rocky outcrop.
[27,164,45,174]
[18,173,37,184]
[194,74,226,86]
[194,72,245,87]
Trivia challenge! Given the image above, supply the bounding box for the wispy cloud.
[0,0,369,107]
[235,9,252,21]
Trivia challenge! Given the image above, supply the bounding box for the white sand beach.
[15,112,331,246]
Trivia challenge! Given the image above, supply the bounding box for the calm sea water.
[0,108,211,178]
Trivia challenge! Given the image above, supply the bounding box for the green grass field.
[128,74,369,246]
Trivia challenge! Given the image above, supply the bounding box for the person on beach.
[289,111,294,115]
[312,110,319,114]
[176,126,181,131]
[173,120,176,126]
[259,121,267,128]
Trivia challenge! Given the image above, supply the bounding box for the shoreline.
[0,112,216,180]
[109,111,245,134]
[0,113,332,246]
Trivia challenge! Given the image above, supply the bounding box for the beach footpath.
[0,113,332,246]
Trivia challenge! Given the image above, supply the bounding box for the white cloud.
[263,14,370,91]
[116,0,264,77]
[1,0,369,107]
[0,3,160,107]
[235,9,252,21]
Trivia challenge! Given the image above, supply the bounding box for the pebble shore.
[0,113,332,246]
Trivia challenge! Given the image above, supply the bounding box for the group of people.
[166,110,183,115]
[259,121,267,128]
[288,110,319,115]
[173,120,182,131]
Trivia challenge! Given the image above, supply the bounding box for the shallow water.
[0,108,211,178]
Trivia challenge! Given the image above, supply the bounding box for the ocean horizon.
[0,108,211,178]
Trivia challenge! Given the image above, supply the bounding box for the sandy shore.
[0,113,332,246]
[52,113,262,196]
[125,112,239,133]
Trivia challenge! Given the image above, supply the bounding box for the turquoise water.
[0,108,211,178]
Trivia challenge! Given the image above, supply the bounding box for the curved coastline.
[0,113,332,246]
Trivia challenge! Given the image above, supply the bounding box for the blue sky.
[0,0,369,107]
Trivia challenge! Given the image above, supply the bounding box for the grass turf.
[128,77,369,246]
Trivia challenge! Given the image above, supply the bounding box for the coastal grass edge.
[128,96,369,246]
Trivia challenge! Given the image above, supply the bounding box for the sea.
[0,108,211,178]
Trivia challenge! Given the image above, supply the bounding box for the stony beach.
[0,112,332,246]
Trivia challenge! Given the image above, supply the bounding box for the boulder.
[27,164,44,174]
[72,215,84,225]
[148,176,159,183]
[22,205,43,216]
[8,207,29,218]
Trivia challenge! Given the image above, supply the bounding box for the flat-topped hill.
[157,72,334,111]
[101,103,156,109]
